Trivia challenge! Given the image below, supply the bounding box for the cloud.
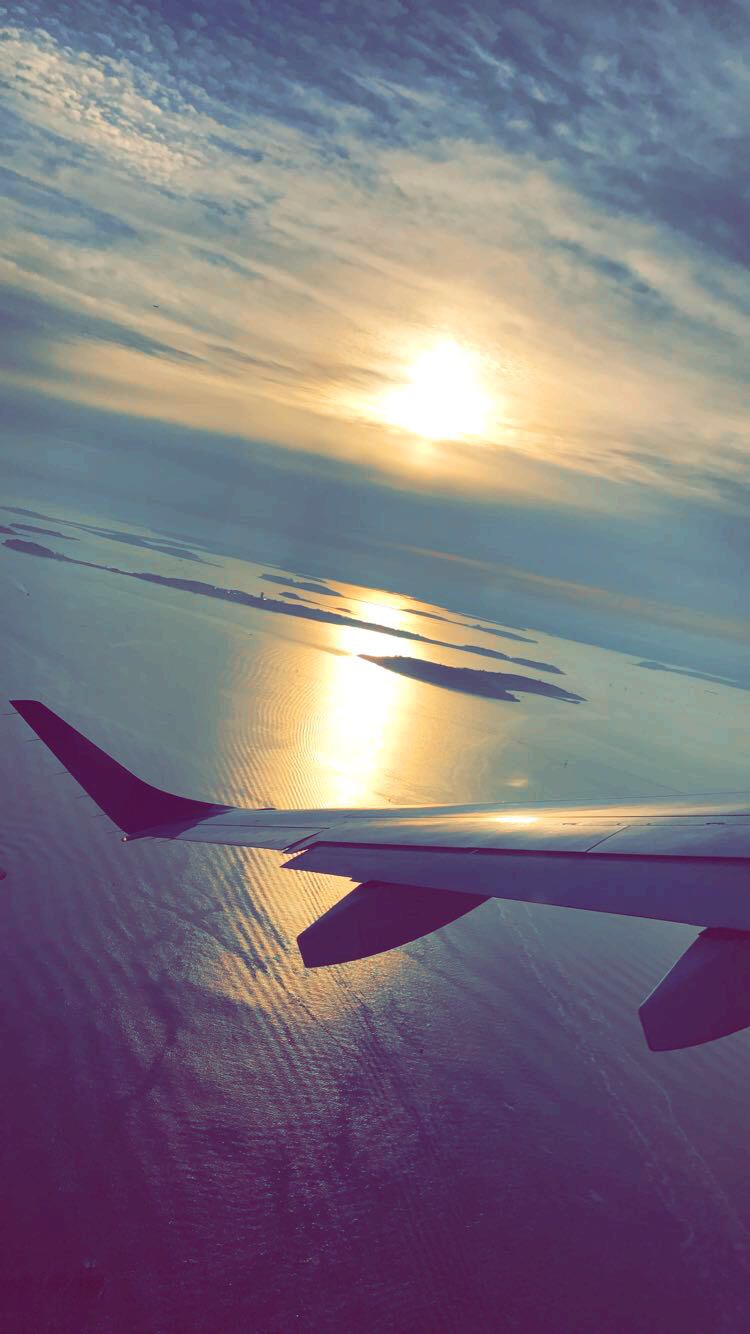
[1,372,746,681]
[0,283,200,377]
[0,1,748,516]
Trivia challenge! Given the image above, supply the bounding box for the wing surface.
[12,699,750,1048]
[12,698,750,930]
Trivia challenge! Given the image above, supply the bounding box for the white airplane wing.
[11,699,750,1051]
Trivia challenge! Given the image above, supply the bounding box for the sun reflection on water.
[313,601,413,807]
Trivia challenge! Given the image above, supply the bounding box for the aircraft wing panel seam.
[303,839,750,866]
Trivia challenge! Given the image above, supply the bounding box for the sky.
[1,0,748,665]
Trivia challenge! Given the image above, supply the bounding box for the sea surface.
[2,500,750,1333]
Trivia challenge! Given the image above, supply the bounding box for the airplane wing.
[11,699,750,1051]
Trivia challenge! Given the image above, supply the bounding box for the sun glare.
[379,339,492,441]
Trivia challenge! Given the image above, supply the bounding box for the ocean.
[2,501,750,1333]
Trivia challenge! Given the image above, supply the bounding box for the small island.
[360,655,585,704]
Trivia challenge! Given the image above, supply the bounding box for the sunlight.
[378,339,493,441]
[313,609,412,807]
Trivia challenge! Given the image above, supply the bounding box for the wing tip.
[10,698,227,835]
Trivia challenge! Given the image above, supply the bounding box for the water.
[2,503,750,1332]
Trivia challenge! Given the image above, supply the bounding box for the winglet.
[10,700,230,835]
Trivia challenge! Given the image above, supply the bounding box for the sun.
[378,339,492,441]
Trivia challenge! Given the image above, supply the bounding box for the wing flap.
[640,929,750,1050]
[298,881,488,966]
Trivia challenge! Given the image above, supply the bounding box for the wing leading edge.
[11,699,750,1050]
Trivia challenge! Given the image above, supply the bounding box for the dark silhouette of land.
[261,573,340,597]
[2,505,52,521]
[403,606,536,643]
[9,523,77,541]
[4,540,64,559]
[498,654,563,675]
[2,506,213,565]
[463,621,534,642]
[2,540,570,678]
[360,655,585,703]
[636,660,749,691]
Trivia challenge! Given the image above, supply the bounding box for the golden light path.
[378,339,493,441]
[212,598,418,1008]
[314,601,413,807]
